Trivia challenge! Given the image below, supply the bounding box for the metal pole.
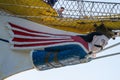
[93,52,120,60]
[91,42,120,60]
[97,42,120,53]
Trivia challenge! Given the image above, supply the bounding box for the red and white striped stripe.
[8,22,89,51]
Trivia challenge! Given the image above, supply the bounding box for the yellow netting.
[0,0,120,34]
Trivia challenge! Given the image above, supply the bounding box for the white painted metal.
[0,15,120,80]
[0,15,79,80]
[0,16,34,80]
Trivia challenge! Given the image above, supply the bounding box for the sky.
[4,0,120,80]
